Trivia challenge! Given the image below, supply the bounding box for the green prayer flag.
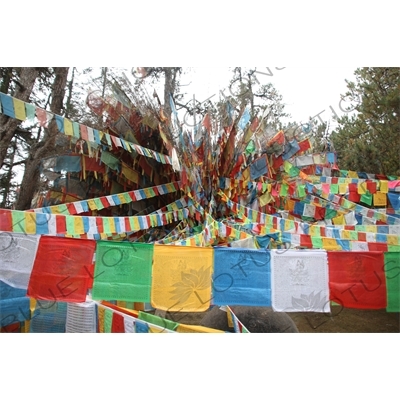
[297,184,306,198]
[100,151,120,170]
[388,246,400,253]
[361,192,373,206]
[11,211,26,233]
[325,209,337,220]
[94,198,104,210]
[289,166,300,178]
[25,103,36,121]
[311,237,323,249]
[66,216,76,235]
[92,242,154,302]
[104,309,113,333]
[385,253,400,312]
[280,184,288,197]
[72,122,80,138]
[102,217,111,234]
[245,140,256,155]
[123,193,132,203]
[57,204,69,215]
[330,184,339,194]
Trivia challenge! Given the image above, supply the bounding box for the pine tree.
[331,67,400,176]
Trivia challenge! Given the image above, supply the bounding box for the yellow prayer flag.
[309,225,320,237]
[87,199,97,210]
[117,193,126,204]
[98,307,105,333]
[64,118,74,136]
[357,182,367,195]
[242,168,250,181]
[284,219,295,231]
[108,217,116,233]
[373,192,387,207]
[339,184,347,194]
[387,235,399,246]
[332,214,345,225]
[342,230,351,239]
[25,212,36,234]
[131,217,140,231]
[322,238,341,250]
[259,192,272,207]
[13,98,26,121]
[74,217,84,234]
[380,180,389,194]
[50,205,59,214]
[151,245,213,312]
[348,171,358,178]
[365,225,377,233]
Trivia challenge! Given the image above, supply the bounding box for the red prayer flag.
[0,209,12,231]
[80,125,89,141]
[56,215,66,234]
[111,312,125,333]
[300,235,313,249]
[100,197,110,208]
[328,251,387,310]
[202,113,212,133]
[367,182,377,194]
[298,139,311,153]
[27,236,96,303]
[67,203,77,215]
[368,243,389,252]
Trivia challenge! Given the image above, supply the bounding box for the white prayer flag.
[0,232,41,289]
[271,250,330,313]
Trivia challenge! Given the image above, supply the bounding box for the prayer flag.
[0,233,41,290]
[384,252,400,312]
[151,245,213,312]
[27,237,96,303]
[213,248,271,307]
[92,242,154,302]
[271,250,330,313]
[328,252,387,309]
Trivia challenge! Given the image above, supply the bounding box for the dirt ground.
[288,308,400,333]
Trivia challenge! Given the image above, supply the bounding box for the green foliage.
[331,68,400,176]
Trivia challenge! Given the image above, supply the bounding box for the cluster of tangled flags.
[0,90,400,333]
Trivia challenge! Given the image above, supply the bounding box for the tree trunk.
[0,138,17,208]
[0,67,41,168]
[163,68,179,119]
[15,67,69,210]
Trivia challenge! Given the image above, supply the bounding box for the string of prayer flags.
[212,248,271,307]
[328,251,387,310]
[271,250,330,313]
[151,245,213,312]
[0,91,173,166]
[27,237,96,303]
[226,306,250,333]
[92,242,154,303]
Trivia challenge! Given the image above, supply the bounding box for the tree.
[14,68,70,210]
[331,67,400,176]
[0,67,42,168]
[227,67,288,125]
[131,67,183,118]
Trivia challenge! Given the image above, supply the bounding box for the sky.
[178,67,359,129]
